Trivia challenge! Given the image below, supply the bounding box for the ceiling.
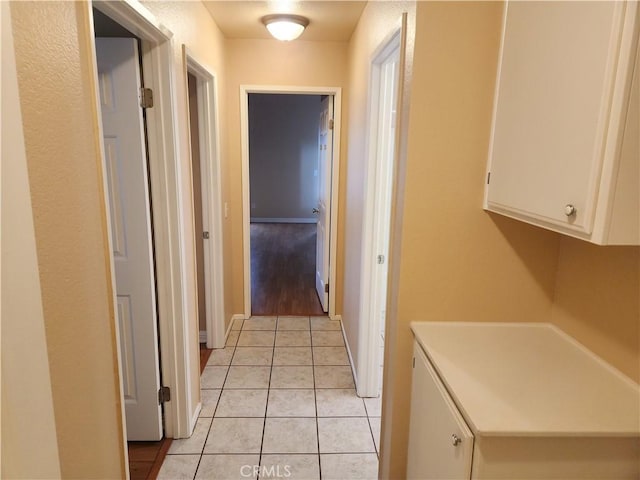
[202,1,367,42]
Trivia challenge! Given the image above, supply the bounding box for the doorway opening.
[89,0,199,476]
[184,50,226,350]
[248,94,325,316]
[240,87,342,320]
[93,9,164,442]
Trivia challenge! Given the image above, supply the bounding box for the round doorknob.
[564,204,577,217]
[312,208,319,214]
[451,434,462,446]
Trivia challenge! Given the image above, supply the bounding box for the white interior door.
[96,38,163,441]
[372,51,400,345]
[315,96,333,312]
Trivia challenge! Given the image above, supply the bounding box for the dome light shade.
[262,14,309,41]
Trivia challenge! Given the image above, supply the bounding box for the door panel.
[315,96,333,312]
[372,51,400,356]
[96,37,163,441]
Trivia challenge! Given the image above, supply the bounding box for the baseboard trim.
[250,217,316,224]
[199,330,207,343]
[190,402,201,435]
[339,316,358,388]
[226,315,240,341]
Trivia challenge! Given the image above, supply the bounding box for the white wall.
[249,94,321,222]
[1,3,61,475]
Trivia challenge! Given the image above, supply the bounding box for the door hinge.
[328,119,334,130]
[203,231,210,239]
[412,357,415,368]
[140,87,154,108]
[324,283,329,293]
[487,171,491,185]
[377,254,385,265]
[158,386,171,404]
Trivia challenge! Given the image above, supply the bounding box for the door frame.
[89,0,196,440]
[183,48,226,349]
[357,28,403,397]
[239,85,342,320]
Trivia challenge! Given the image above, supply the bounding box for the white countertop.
[410,322,640,437]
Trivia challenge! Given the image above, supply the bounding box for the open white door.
[315,96,333,312]
[96,38,163,441]
[372,50,400,372]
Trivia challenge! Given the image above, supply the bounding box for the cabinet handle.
[451,434,462,446]
[564,204,577,217]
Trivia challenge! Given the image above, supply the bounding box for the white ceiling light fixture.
[262,14,309,41]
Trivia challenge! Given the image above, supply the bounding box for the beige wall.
[10,2,127,477]
[340,0,417,390]
[381,3,562,477]
[2,3,61,475]
[141,0,228,414]
[551,239,640,382]
[224,39,349,315]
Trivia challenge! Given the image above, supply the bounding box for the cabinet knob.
[451,434,462,446]
[564,204,577,217]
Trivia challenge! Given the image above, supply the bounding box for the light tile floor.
[158,316,381,480]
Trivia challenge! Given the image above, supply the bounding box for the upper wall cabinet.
[485,1,639,245]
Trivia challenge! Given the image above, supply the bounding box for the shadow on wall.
[488,212,560,304]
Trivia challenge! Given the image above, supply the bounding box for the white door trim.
[90,0,194,440]
[239,85,342,320]
[357,27,403,398]
[184,48,226,349]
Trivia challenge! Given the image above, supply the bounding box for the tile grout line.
[257,317,277,480]
[192,341,237,480]
[311,319,323,480]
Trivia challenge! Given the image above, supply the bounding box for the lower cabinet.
[407,343,474,479]
[407,333,640,480]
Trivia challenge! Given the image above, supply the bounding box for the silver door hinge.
[203,231,210,239]
[324,283,329,294]
[377,255,385,265]
[140,87,154,108]
[159,386,170,404]
[329,119,334,130]
[487,172,491,184]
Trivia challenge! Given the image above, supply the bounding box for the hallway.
[157,316,380,479]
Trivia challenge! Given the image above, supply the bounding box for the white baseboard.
[226,315,241,341]
[339,316,358,388]
[250,217,316,224]
[199,330,207,343]
[190,402,201,435]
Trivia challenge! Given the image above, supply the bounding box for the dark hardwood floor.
[251,223,324,316]
[128,438,172,480]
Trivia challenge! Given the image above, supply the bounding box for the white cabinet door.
[407,343,474,479]
[486,1,639,243]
